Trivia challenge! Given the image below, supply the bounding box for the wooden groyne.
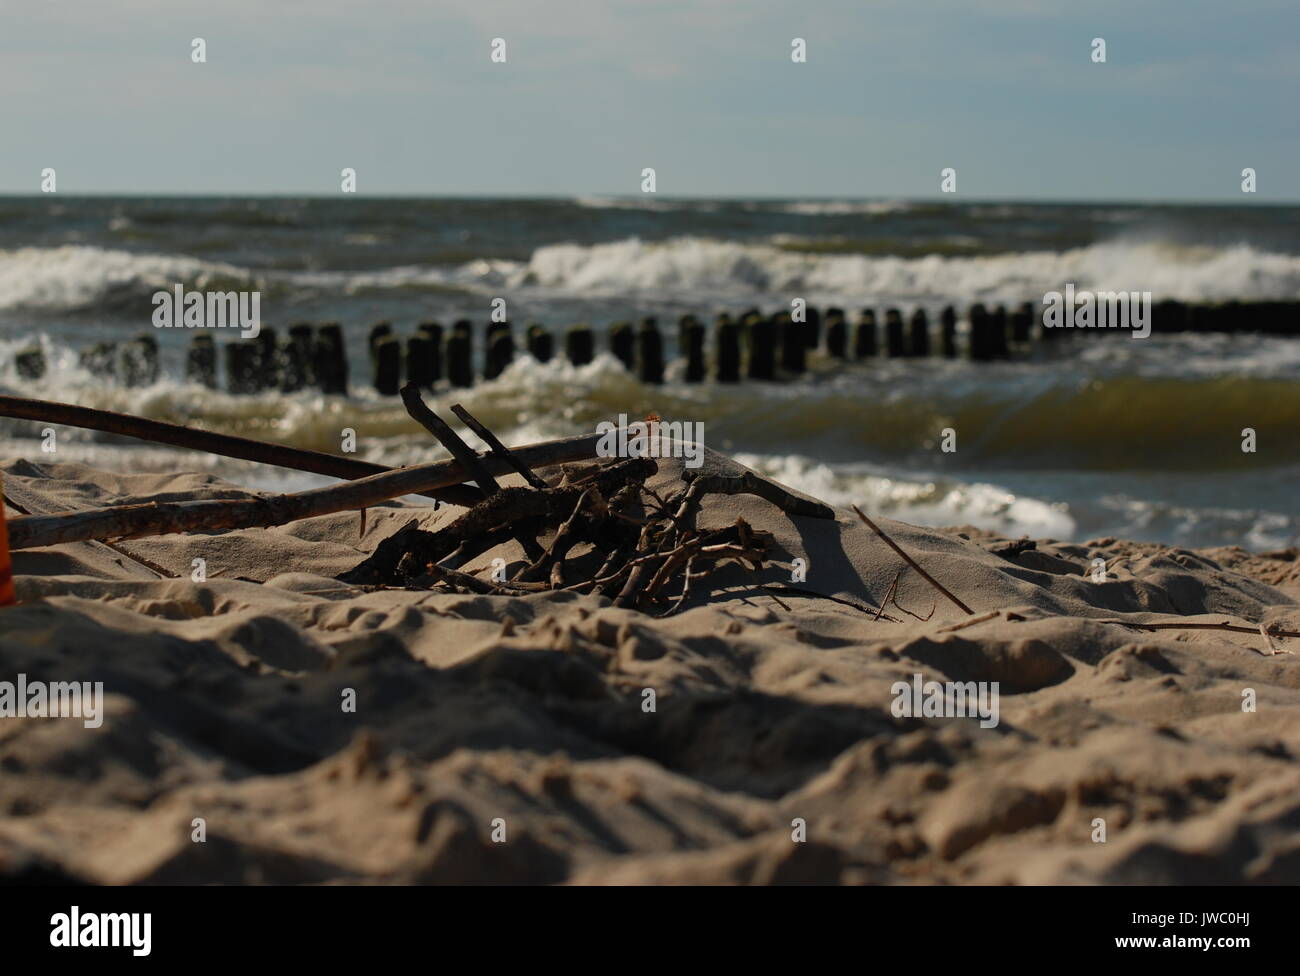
[5,299,1298,393]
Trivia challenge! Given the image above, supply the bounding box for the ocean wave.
[0,245,484,313]
[731,451,1077,539]
[0,245,256,313]
[2,348,1296,547]
[510,237,1300,303]
[5,337,1298,472]
[6,236,1299,314]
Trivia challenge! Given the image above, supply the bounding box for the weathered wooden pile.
[5,299,1297,394]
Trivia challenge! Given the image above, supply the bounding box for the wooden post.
[853,309,877,358]
[526,323,553,363]
[804,306,822,349]
[119,334,159,387]
[683,319,706,382]
[1037,299,1060,343]
[405,331,435,389]
[1187,303,1210,334]
[677,314,696,351]
[908,308,930,357]
[989,305,1009,358]
[637,318,664,384]
[372,334,402,395]
[412,321,444,385]
[825,310,847,359]
[79,343,117,382]
[1010,302,1033,345]
[1152,300,1187,334]
[968,304,990,361]
[14,347,46,381]
[484,322,514,380]
[281,323,314,391]
[446,321,474,388]
[746,314,776,381]
[1254,300,1284,334]
[254,327,280,391]
[715,315,741,382]
[779,311,805,375]
[1281,300,1299,336]
[941,306,958,358]
[224,342,256,394]
[884,309,905,358]
[609,321,635,371]
[312,323,348,394]
[186,335,217,389]
[565,324,594,367]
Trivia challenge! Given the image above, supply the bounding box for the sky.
[1,0,1297,200]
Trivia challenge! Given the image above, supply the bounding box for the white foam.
[509,237,1300,304]
[7,237,1298,314]
[0,245,252,312]
[731,452,1078,540]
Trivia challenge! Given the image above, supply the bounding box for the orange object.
[0,473,15,606]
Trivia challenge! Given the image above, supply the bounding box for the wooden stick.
[417,561,536,596]
[850,505,974,615]
[1,475,177,577]
[1098,618,1300,640]
[0,394,482,508]
[684,470,835,520]
[400,386,547,562]
[400,384,497,496]
[5,431,609,550]
[874,570,901,622]
[450,403,548,490]
[758,583,900,622]
[934,611,1300,649]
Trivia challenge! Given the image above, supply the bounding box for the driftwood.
[1,471,178,577]
[338,430,809,616]
[399,384,498,497]
[450,403,548,490]
[399,386,545,562]
[4,394,864,618]
[0,394,482,507]
[340,457,658,585]
[851,504,974,615]
[682,470,835,520]
[5,431,608,550]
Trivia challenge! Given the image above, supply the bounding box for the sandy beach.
[3,448,1298,885]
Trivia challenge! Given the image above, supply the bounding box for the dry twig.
[851,505,974,615]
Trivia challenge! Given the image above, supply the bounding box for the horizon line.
[0,192,1297,207]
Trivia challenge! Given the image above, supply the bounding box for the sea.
[2,195,1299,550]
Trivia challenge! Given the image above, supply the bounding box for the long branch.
[0,394,481,507]
[5,432,607,550]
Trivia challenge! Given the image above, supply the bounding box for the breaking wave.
[7,237,1300,315]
